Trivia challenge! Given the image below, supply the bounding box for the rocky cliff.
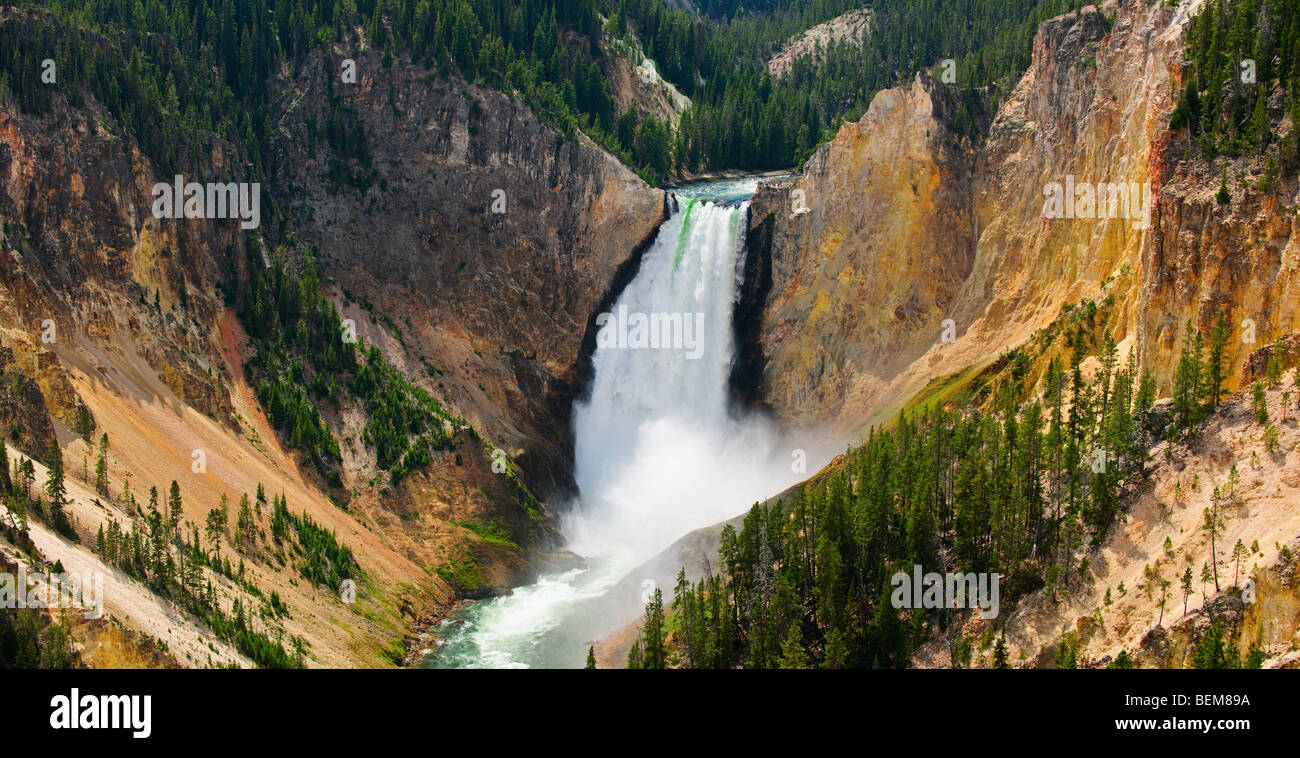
[268,49,666,498]
[0,12,666,666]
[747,70,975,432]
[749,0,1300,437]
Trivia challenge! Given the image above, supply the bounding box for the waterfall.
[426,183,815,668]
[565,196,760,558]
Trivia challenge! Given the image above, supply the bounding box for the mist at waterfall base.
[424,178,827,668]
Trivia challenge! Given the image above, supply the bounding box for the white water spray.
[567,196,791,560]
[428,182,818,668]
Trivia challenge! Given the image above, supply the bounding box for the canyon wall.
[750,0,1300,438]
[268,50,666,497]
[0,14,666,665]
[747,71,975,433]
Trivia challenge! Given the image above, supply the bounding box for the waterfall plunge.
[428,187,821,668]
[566,196,793,562]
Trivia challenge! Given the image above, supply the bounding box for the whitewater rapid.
[425,179,811,668]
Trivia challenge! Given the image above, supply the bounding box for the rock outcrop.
[0,13,668,665]
[268,50,666,497]
[767,8,872,79]
[749,0,1300,439]
[747,70,976,432]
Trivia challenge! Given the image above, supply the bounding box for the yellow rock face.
[750,71,975,434]
[751,0,1300,441]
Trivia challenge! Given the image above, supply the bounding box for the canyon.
[2,0,1297,668]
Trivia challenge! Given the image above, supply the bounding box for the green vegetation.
[270,493,358,591]
[435,551,486,594]
[453,519,517,547]
[95,477,319,668]
[0,603,77,669]
[630,321,1240,669]
[612,0,1090,176]
[1172,0,1300,171]
[1192,619,1264,669]
[2,433,328,667]
[1171,314,1235,435]
[244,250,350,479]
[42,438,77,541]
[2,0,1092,187]
[353,344,458,477]
[244,247,465,486]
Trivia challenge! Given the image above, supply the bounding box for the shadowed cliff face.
[0,19,670,662]
[268,52,667,498]
[749,0,1300,440]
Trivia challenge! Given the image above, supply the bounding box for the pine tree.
[44,439,75,539]
[44,438,65,509]
[992,635,1009,669]
[584,646,597,669]
[625,639,643,670]
[19,457,34,501]
[1251,380,1269,424]
[205,505,227,560]
[1172,322,1206,431]
[1202,492,1224,593]
[75,402,94,440]
[237,493,256,551]
[1193,620,1237,668]
[777,624,808,669]
[95,433,109,497]
[639,588,666,669]
[1205,313,1232,409]
[167,481,183,539]
[1232,539,1247,586]
[822,627,848,669]
[1135,369,1156,415]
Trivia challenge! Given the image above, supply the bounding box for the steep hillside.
[766,8,871,79]
[266,45,666,499]
[603,31,693,128]
[0,7,666,667]
[748,0,1300,440]
[914,358,1300,669]
[0,74,450,664]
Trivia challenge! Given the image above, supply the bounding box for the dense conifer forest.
[625,312,1287,668]
[9,0,1293,183]
[2,0,1094,184]
[1173,0,1300,174]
